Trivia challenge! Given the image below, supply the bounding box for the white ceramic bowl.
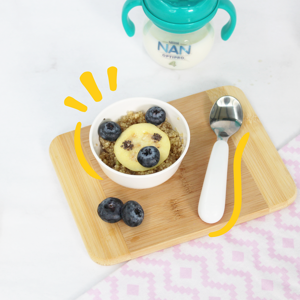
[89,97,190,189]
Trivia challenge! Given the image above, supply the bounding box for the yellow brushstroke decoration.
[80,72,103,102]
[74,122,103,180]
[64,96,87,112]
[107,66,117,91]
[209,132,250,237]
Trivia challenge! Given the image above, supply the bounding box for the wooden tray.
[49,86,297,265]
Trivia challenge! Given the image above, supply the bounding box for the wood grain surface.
[49,86,297,265]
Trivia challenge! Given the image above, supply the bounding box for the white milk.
[142,19,215,70]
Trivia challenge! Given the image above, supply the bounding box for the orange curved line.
[74,122,103,180]
[209,132,250,237]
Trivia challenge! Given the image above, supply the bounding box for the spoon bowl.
[210,96,243,141]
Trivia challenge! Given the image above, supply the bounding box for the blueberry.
[98,121,122,141]
[145,106,166,126]
[137,146,160,168]
[97,197,123,223]
[121,201,144,227]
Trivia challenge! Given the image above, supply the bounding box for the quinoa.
[99,111,183,175]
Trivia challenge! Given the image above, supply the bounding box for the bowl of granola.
[89,97,190,189]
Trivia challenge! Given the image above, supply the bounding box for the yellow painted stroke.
[209,132,250,237]
[80,72,103,102]
[64,96,87,112]
[107,66,117,91]
[74,122,103,180]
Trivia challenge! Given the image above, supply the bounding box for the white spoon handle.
[198,140,229,224]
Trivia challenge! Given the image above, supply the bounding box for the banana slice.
[114,123,170,171]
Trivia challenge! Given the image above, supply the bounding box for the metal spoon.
[198,96,243,224]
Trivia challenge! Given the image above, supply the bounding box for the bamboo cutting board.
[49,86,297,265]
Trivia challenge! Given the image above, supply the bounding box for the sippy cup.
[122,0,236,69]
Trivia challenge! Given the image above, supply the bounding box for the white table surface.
[0,0,300,299]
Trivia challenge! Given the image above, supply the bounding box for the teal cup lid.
[144,0,218,24]
[122,0,236,40]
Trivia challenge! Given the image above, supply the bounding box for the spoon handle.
[198,140,229,224]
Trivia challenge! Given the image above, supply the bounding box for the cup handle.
[219,0,237,41]
[122,0,142,37]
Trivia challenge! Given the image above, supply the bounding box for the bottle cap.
[122,0,236,39]
[144,0,218,24]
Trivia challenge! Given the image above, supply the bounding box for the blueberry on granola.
[145,106,166,126]
[98,121,122,141]
[137,146,160,168]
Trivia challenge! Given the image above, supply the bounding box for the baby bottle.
[122,0,236,70]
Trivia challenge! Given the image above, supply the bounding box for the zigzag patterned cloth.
[77,135,300,300]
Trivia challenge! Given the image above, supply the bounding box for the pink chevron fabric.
[77,135,300,300]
